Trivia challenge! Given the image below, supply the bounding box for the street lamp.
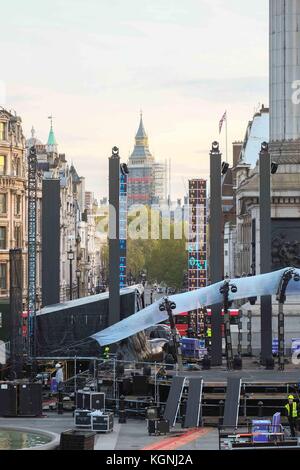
[67,248,74,301]
[76,268,81,299]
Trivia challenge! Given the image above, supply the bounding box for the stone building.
[0,109,26,328]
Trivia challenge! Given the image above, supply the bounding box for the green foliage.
[102,210,188,289]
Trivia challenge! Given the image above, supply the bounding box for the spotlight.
[212,141,219,152]
[159,304,166,312]
[231,285,238,294]
[120,163,129,175]
[112,146,119,156]
[170,302,177,310]
[222,162,230,175]
[271,162,279,175]
[261,142,269,152]
[293,274,300,283]
[248,297,257,306]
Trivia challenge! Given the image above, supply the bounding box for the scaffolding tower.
[27,146,38,359]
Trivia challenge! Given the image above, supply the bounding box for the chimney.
[232,142,243,167]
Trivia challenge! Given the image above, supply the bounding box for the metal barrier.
[218,424,292,450]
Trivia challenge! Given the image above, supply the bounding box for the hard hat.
[288,395,294,400]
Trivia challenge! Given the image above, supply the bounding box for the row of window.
[0,193,22,215]
[0,122,22,143]
[0,225,22,249]
[0,122,6,141]
[0,155,22,177]
[0,264,6,289]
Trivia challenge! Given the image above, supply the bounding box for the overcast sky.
[1,0,268,200]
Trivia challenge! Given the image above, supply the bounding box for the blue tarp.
[91,268,300,346]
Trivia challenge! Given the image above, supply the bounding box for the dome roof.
[26,126,42,148]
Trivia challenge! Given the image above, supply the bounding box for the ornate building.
[26,121,100,305]
[0,108,26,301]
[127,114,167,207]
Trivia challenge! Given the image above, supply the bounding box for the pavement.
[0,414,219,450]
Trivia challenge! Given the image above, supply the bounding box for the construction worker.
[55,363,64,392]
[103,346,110,360]
[206,327,212,349]
[285,395,299,437]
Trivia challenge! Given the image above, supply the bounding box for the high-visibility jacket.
[207,328,212,338]
[285,402,298,418]
[103,347,110,359]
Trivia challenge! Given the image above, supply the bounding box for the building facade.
[0,109,26,302]
[26,122,101,306]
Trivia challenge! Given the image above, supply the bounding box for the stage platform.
[171,369,300,385]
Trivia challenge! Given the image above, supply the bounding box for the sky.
[1,0,269,200]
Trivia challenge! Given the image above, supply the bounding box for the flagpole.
[225,111,228,163]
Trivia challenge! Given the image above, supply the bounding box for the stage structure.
[27,146,38,358]
[119,164,129,288]
[188,179,208,337]
[9,249,23,378]
[109,147,121,326]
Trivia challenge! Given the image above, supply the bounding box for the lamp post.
[76,268,81,299]
[67,248,74,301]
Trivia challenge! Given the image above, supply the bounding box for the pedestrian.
[55,363,64,391]
[285,395,299,437]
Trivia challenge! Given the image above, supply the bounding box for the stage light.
[271,162,279,175]
[222,162,230,175]
[231,285,238,294]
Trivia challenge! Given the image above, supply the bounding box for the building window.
[0,122,6,141]
[0,227,6,249]
[16,159,21,177]
[15,225,22,248]
[0,264,6,289]
[0,155,6,175]
[0,194,6,214]
[15,195,21,215]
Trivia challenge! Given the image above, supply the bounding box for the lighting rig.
[159,298,183,370]
[276,268,300,371]
[220,280,237,370]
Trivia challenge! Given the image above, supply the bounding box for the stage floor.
[167,358,300,384]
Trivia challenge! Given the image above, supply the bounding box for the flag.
[219,111,227,134]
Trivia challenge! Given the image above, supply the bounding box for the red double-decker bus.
[172,309,240,337]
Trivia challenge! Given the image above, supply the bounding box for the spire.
[130,112,153,161]
[31,126,35,139]
[47,115,58,152]
[136,111,147,140]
